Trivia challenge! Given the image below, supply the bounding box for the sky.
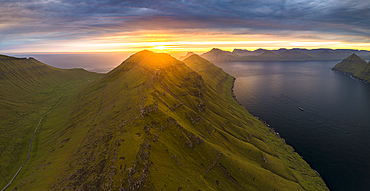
[1,0,370,54]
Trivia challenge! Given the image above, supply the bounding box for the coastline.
[230,78,285,142]
[331,68,369,84]
[230,76,328,188]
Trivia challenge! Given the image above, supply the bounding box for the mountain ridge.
[1,51,328,190]
[332,54,370,83]
[179,52,195,60]
[201,48,370,61]
[201,48,239,62]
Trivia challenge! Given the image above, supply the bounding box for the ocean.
[12,53,370,190]
[215,60,370,191]
[10,53,131,73]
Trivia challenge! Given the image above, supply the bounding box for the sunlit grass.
[1,52,328,190]
[0,56,102,188]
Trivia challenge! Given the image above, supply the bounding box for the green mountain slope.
[332,54,367,74]
[354,62,370,82]
[332,54,370,83]
[0,55,102,188]
[4,50,328,190]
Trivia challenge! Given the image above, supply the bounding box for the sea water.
[214,60,370,191]
[11,53,131,73]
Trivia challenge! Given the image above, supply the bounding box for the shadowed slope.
[332,54,370,83]
[332,54,368,74]
[201,48,370,61]
[278,50,312,60]
[201,48,239,62]
[354,62,370,82]
[6,51,327,190]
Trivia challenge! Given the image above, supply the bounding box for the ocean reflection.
[215,60,370,191]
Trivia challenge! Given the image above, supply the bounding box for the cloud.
[1,0,370,52]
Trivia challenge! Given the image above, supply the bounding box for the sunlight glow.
[4,30,370,54]
[154,45,166,51]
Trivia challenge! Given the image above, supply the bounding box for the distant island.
[0,51,328,190]
[332,54,370,83]
[200,48,370,62]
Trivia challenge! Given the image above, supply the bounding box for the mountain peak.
[140,52,180,69]
[347,53,363,60]
[211,48,222,51]
[332,54,370,83]
[260,50,276,57]
[1,51,328,190]
[201,48,238,61]
[332,53,368,74]
[209,48,233,53]
[179,52,195,60]
[184,54,214,68]
[103,50,187,84]
[117,50,183,70]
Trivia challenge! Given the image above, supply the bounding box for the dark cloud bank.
[1,0,369,50]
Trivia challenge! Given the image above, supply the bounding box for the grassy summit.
[332,54,370,83]
[2,51,327,190]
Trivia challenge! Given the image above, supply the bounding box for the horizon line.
[2,47,370,55]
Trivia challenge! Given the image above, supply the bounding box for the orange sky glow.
[5,30,370,56]
[2,1,370,56]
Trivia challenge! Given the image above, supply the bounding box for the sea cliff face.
[332,54,370,83]
[1,51,328,190]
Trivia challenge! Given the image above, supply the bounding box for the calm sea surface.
[11,53,130,73]
[214,60,370,191]
[12,54,370,190]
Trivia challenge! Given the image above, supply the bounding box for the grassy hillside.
[332,54,370,83]
[354,62,370,82]
[4,50,327,190]
[332,54,367,74]
[0,55,102,188]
